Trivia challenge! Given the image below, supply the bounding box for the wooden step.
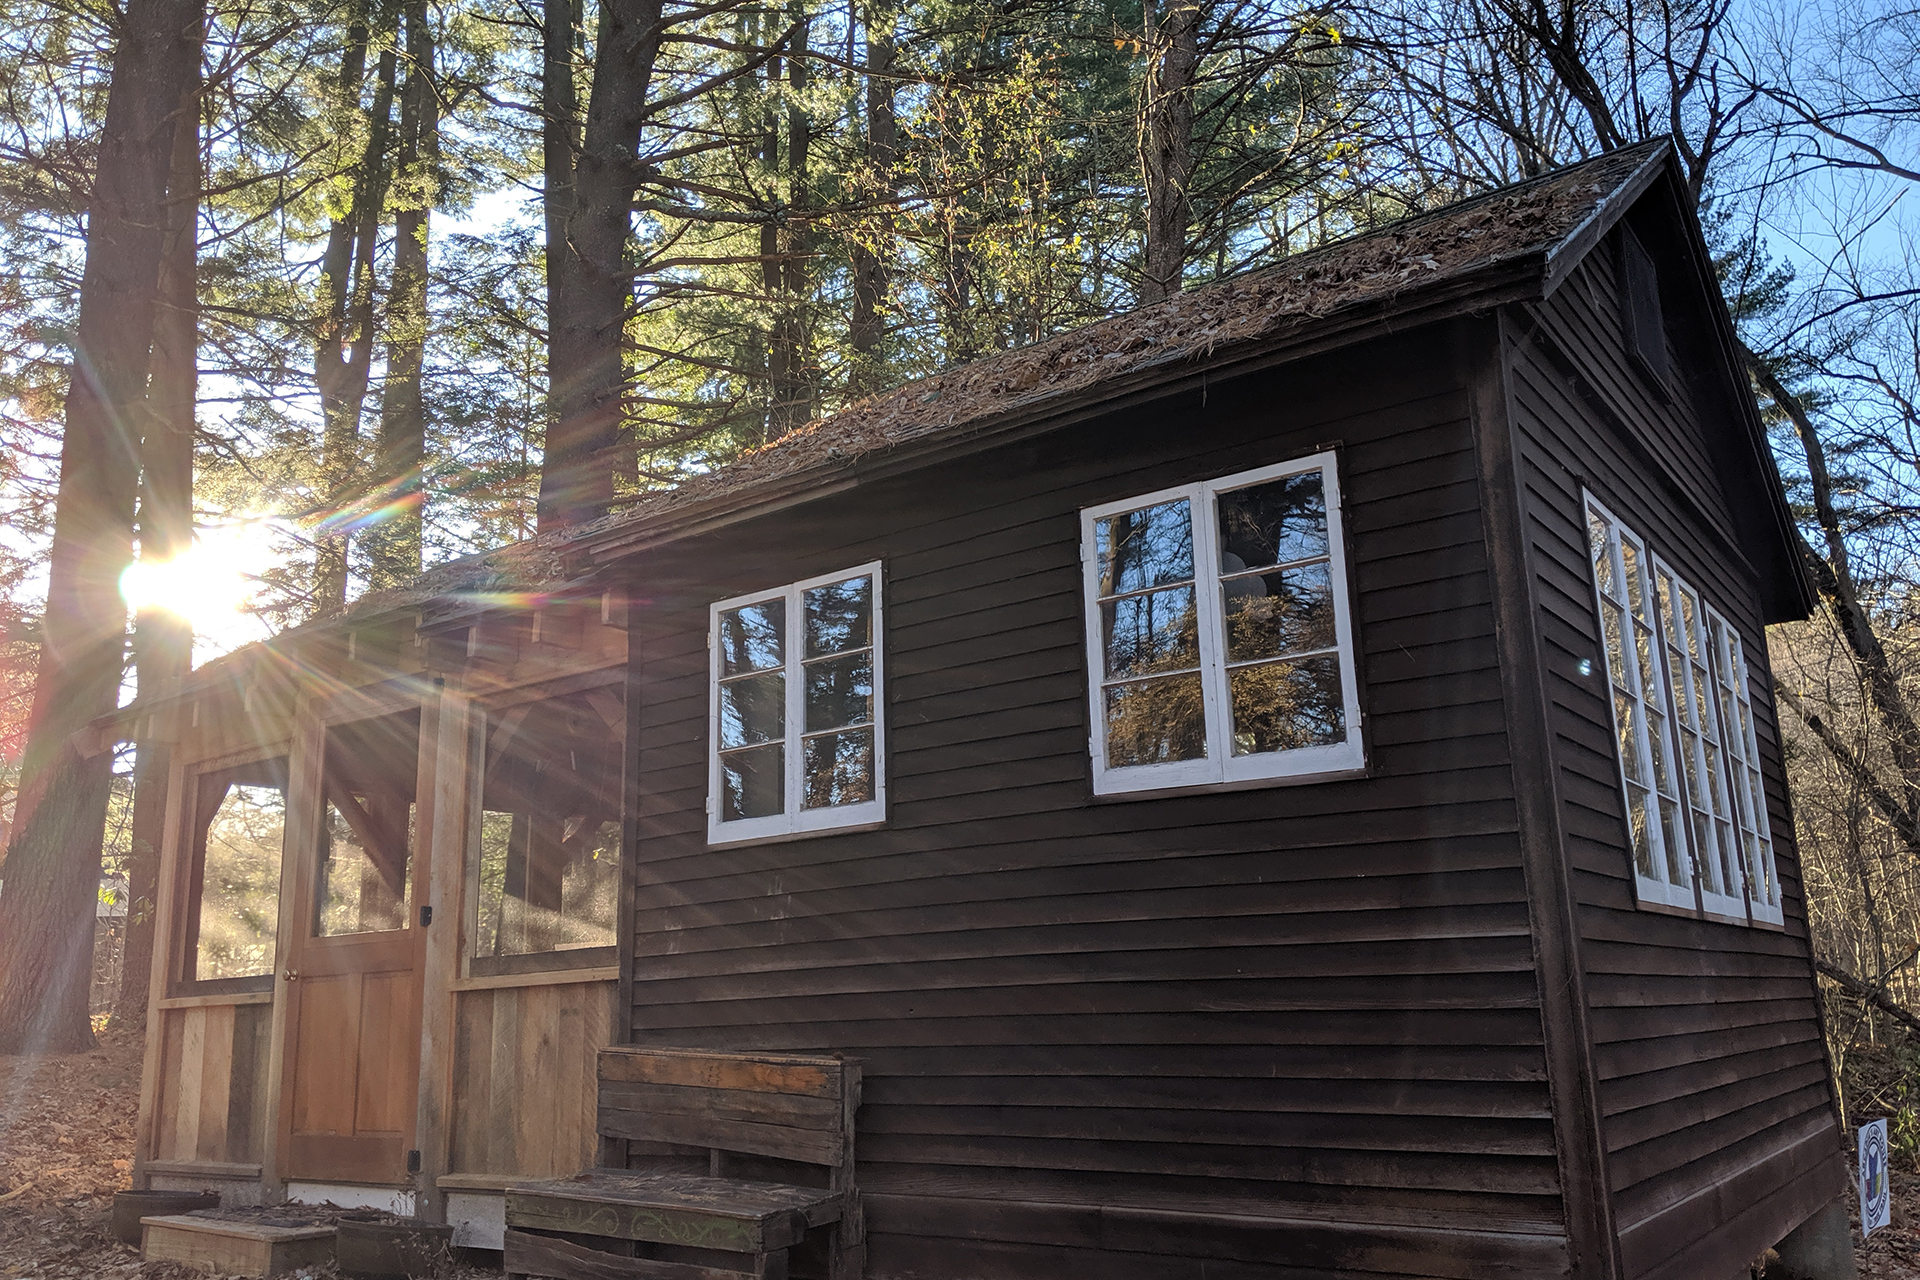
[505,1228,786,1280]
[507,1170,841,1253]
[140,1214,336,1278]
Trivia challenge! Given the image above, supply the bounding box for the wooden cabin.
[117,140,1850,1280]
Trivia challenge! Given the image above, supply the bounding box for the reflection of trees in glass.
[195,784,285,981]
[1097,500,1192,595]
[1228,656,1344,755]
[1106,672,1207,766]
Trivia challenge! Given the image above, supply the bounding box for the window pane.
[803,729,875,810]
[718,599,784,675]
[1097,501,1193,596]
[721,671,785,748]
[722,744,785,820]
[193,780,285,981]
[806,651,873,732]
[316,798,414,936]
[315,710,419,937]
[805,577,871,657]
[1228,654,1345,756]
[1222,561,1334,662]
[1102,586,1200,679]
[1217,472,1328,571]
[1588,514,1617,599]
[1625,786,1656,879]
[473,689,622,958]
[1105,674,1207,767]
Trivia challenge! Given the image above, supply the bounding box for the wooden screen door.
[278,704,431,1185]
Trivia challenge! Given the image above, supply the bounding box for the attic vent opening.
[1619,227,1671,387]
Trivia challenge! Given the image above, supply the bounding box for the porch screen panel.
[186,757,289,983]
[473,687,622,959]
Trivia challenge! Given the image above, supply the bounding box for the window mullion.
[1646,566,1705,911]
[785,583,804,829]
[1191,483,1231,777]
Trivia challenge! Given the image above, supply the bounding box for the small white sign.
[1861,1118,1892,1237]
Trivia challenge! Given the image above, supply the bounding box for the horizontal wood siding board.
[1507,265,1839,1279]
[622,329,1568,1248]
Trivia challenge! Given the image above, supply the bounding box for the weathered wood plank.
[505,1229,786,1280]
[599,1048,845,1099]
[507,1172,840,1252]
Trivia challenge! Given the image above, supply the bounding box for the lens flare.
[120,518,282,654]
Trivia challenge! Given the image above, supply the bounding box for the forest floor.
[0,1025,1915,1278]
[0,1027,498,1278]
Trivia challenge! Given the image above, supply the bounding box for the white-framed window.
[1586,494,1781,924]
[1708,612,1784,925]
[708,563,884,844]
[1080,452,1364,796]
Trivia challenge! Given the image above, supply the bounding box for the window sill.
[1088,763,1369,803]
[157,990,275,1010]
[706,816,888,849]
[450,965,618,992]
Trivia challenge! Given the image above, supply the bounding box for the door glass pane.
[315,709,419,937]
[473,688,623,958]
[188,759,288,982]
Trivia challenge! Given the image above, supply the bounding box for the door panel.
[279,706,429,1186]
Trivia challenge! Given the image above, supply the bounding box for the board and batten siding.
[620,333,1572,1278]
[1504,236,1844,1280]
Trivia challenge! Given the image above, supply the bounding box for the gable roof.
[168,139,1808,698]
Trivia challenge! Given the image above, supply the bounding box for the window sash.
[1588,494,1781,927]
[1707,610,1783,925]
[1651,557,1749,921]
[708,562,886,844]
[1082,452,1364,796]
[1587,498,1696,912]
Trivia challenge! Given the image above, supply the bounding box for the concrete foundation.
[1771,1198,1858,1280]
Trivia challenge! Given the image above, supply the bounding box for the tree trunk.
[0,0,201,1056]
[313,25,398,610]
[113,55,201,1033]
[368,0,436,590]
[540,0,580,516]
[767,12,812,436]
[537,0,667,533]
[848,2,894,387]
[1139,0,1198,306]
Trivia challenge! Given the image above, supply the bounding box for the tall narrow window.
[1588,495,1779,925]
[1708,612,1784,925]
[1651,559,1747,919]
[1587,500,1695,911]
[472,687,622,971]
[709,564,885,843]
[181,758,289,990]
[1082,453,1363,795]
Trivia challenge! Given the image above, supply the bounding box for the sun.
[119,517,283,658]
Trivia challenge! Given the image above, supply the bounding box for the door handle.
[282,968,299,982]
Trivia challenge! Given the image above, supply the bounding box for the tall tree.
[367,0,438,589]
[1138,0,1198,305]
[847,0,896,385]
[314,7,399,610]
[0,0,203,1054]
[536,0,669,531]
[114,48,202,1031]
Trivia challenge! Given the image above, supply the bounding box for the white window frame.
[1587,496,1696,912]
[1080,452,1365,797]
[1706,609,1785,926]
[1650,554,1749,922]
[707,562,886,845]
[1586,492,1782,926]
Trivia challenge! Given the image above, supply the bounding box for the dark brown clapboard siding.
[1506,248,1844,1280]
[621,330,1567,1277]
